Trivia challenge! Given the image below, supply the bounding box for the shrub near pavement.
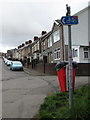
[39,85,90,120]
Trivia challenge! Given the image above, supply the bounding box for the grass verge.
[38,85,90,120]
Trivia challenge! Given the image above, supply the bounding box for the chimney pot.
[22,43,25,46]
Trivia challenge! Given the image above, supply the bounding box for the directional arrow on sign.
[61,18,65,24]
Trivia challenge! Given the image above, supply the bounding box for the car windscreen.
[13,62,22,66]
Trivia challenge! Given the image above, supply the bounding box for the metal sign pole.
[61,4,78,109]
[68,25,73,109]
[66,5,74,109]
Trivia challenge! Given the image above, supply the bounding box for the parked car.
[10,61,23,71]
[6,60,12,66]
[4,58,8,64]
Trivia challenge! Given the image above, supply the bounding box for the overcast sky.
[0,0,89,52]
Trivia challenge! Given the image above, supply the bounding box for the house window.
[53,30,60,43]
[84,52,88,58]
[41,43,43,52]
[84,47,89,59]
[37,41,39,50]
[35,44,37,51]
[32,46,34,53]
[48,36,52,47]
[73,49,78,57]
[54,48,60,60]
[43,41,45,50]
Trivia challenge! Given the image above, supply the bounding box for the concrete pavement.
[23,67,47,76]
[23,67,89,89]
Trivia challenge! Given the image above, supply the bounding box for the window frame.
[53,30,60,43]
[83,47,89,59]
[48,36,52,47]
[54,48,60,60]
[72,48,78,57]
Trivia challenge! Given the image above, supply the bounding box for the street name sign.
[61,16,78,25]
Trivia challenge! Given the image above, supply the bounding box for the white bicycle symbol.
[66,17,77,24]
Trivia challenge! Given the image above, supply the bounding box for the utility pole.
[66,4,74,109]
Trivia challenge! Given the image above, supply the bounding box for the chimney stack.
[18,46,20,49]
[29,40,32,44]
[34,36,39,41]
[25,41,28,45]
[22,43,25,47]
[42,31,47,36]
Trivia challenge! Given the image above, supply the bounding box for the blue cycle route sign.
[61,16,78,25]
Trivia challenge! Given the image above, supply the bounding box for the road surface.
[1,58,59,118]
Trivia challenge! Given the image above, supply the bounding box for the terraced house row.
[6,6,90,75]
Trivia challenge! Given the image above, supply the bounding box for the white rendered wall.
[64,7,89,46]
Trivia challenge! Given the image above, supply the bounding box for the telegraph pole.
[66,4,74,109]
